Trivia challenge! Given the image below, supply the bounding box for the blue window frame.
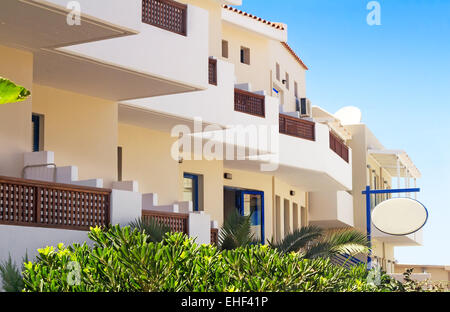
[32,114,40,152]
[235,189,265,244]
[183,173,199,212]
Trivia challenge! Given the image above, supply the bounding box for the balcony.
[276,119,353,191]
[279,114,315,141]
[234,88,266,118]
[33,0,209,101]
[0,0,137,51]
[121,59,279,132]
[329,131,349,163]
[309,191,354,228]
[0,176,110,230]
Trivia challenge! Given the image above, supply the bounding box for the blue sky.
[240,0,450,265]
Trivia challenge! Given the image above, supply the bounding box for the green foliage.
[270,226,369,259]
[0,254,28,292]
[400,268,449,292]
[23,225,404,292]
[128,217,171,243]
[0,77,31,105]
[219,210,260,250]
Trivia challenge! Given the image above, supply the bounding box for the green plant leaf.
[0,77,31,105]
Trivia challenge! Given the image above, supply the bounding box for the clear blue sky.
[240,0,450,265]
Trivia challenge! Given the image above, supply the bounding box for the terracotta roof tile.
[222,5,285,30]
[282,42,309,70]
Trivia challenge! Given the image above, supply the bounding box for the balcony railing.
[142,210,189,234]
[279,114,315,141]
[0,176,111,231]
[142,0,187,36]
[329,131,349,163]
[208,58,217,86]
[210,228,219,245]
[234,88,265,118]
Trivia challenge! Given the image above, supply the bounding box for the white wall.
[40,0,141,32]
[0,225,91,266]
[309,191,354,228]
[59,4,209,91]
[110,189,142,227]
[188,212,211,245]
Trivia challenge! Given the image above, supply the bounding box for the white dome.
[335,106,362,125]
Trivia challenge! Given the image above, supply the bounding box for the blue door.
[237,190,265,244]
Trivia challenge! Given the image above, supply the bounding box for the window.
[183,173,199,211]
[294,81,298,98]
[222,40,229,58]
[276,63,280,81]
[285,73,290,90]
[32,113,44,152]
[240,46,250,65]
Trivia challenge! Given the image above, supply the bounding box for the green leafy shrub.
[22,225,403,292]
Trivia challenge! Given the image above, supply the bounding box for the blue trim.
[184,173,199,212]
[238,190,265,245]
[272,88,279,94]
[32,114,40,152]
[362,188,420,195]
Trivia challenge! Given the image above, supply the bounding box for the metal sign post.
[362,186,421,270]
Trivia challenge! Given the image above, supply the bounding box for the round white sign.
[371,198,428,236]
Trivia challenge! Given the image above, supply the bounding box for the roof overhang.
[0,0,135,52]
[222,5,287,42]
[368,149,421,179]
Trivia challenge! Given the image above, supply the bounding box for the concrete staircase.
[23,151,103,187]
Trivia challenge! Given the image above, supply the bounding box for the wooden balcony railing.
[210,228,219,245]
[208,58,217,86]
[142,0,187,36]
[0,176,111,231]
[142,210,189,234]
[234,88,265,117]
[329,131,349,163]
[279,114,315,141]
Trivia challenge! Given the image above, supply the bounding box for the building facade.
[0,0,423,274]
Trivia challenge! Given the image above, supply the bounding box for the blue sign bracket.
[362,186,421,270]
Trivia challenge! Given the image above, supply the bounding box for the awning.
[368,149,421,179]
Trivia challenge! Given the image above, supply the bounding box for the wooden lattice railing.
[0,176,111,231]
[210,228,219,245]
[142,210,189,234]
[234,88,265,117]
[329,131,349,163]
[279,114,315,141]
[142,0,187,36]
[208,58,217,86]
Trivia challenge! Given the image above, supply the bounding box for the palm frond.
[324,229,369,256]
[304,228,369,259]
[219,210,258,250]
[269,226,323,254]
[128,217,171,243]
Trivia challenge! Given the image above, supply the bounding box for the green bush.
[22,225,403,292]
